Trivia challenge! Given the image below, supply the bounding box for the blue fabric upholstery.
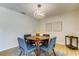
[40,37,56,53]
[17,37,36,55]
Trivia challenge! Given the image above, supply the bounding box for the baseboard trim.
[0,45,18,52]
[56,41,65,45]
[56,41,79,48]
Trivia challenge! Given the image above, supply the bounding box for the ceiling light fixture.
[34,4,45,19]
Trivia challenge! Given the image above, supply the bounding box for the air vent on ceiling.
[21,12,26,15]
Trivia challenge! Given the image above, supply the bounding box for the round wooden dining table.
[27,36,49,56]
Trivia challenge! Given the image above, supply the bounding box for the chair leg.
[46,51,51,56]
[24,52,28,56]
[52,49,56,56]
[19,50,22,56]
[48,52,52,56]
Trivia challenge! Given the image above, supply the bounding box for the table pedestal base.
[35,48,40,56]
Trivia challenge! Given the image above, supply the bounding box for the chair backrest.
[36,33,40,36]
[48,37,56,52]
[24,34,31,40]
[43,34,50,37]
[17,37,28,52]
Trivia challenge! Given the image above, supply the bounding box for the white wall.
[0,7,39,51]
[1,6,79,51]
[39,11,79,45]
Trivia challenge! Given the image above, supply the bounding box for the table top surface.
[27,36,49,40]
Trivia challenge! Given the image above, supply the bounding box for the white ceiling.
[0,3,79,20]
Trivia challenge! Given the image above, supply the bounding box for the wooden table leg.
[35,40,40,56]
[35,47,40,56]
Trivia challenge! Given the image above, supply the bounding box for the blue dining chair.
[17,37,36,56]
[40,37,56,56]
